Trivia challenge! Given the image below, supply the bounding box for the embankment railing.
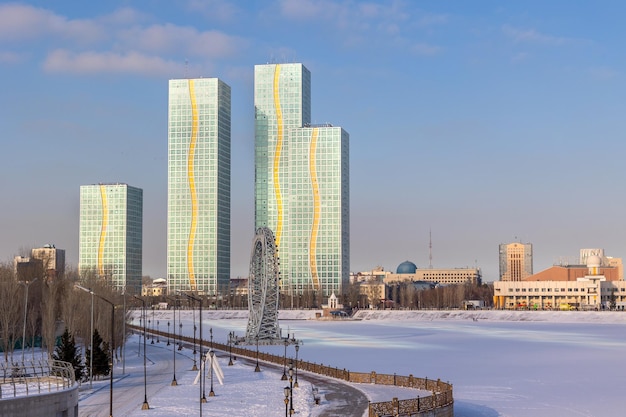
[133,325,453,416]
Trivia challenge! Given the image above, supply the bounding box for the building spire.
[429,228,433,269]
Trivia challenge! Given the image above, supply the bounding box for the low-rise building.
[494,255,626,310]
[383,261,481,286]
[142,278,167,297]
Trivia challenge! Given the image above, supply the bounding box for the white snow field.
[78,310,626,416]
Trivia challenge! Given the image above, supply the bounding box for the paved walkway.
[78,336,370,417]
[302,372,369,417]
[234,355,369,417]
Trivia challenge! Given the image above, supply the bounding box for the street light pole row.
[19,278,37,366]
[132,295,149,411]
[75,285,115,417]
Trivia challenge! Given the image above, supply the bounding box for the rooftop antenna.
[429,228,433,269]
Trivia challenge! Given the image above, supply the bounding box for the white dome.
[586,255,602,268]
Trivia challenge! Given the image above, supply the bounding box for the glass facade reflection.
[79,184,143,292]
[254,64,349,297]
[167,78,231,295]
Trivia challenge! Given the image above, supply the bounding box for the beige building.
[499,242,533,281]
[142,278,167,297]
[383,261,481,286]
[358,279,386,308]
[14,244,65,282]
[32,244,65,281]
[494,255,626,310]
[350,267,390,284]
[384,268,481,286]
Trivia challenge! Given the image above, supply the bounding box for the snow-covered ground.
[80,309,626,416]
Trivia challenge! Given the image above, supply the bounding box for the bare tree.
[0,265,22,362]
[41,277,63,357]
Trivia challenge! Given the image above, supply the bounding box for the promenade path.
[78,335,370,417]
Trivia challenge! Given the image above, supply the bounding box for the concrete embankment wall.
[0,385,78,417]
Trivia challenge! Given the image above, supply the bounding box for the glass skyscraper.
[167,78,231,295]
[79,183,143,292]
[254,63,349,297]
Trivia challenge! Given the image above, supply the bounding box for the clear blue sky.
[2,1,625,281]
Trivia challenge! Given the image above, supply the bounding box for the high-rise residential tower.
[167,78,231,295]
[499,242,533,281]
[79,184,143,292]
[254,63,349,297]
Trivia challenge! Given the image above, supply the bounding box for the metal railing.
[0,359,75,400]
[137,325,453,416]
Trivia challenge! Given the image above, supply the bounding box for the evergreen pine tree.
[52,328,85,381]
[86,329,111,379]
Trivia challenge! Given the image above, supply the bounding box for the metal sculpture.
[245,227,281,342]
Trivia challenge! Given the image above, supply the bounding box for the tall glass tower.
[254,63,349,297]
[79,183,143,292]
[167,78,231,295]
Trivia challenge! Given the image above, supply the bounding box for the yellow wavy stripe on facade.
[97,185,108,276]
[308,128,321,290]
[272,64,284,247]
[187,79,198,290]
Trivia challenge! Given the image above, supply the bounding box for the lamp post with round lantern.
[283,386,290,417]
[294,342,300,388]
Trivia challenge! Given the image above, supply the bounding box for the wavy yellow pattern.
[187,79,198,291]
[97,185,108,276]
[272,65,284,247]
[308,128,321,290]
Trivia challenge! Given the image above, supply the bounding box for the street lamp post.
[156,320,160,343]
[76,285,115,417]
[150,307,155,344]
[132,296,149,410]
[281,337,288,380]
[19,278,37,365]
[122,291,126,375]
[288,362,294,415]
[294,342,300,388]
[167,321,170,346]
[192,308,198,371]
[180,292,204,407]
[283,386,290,417]
[137,316,141,357]
[209,350,215,397]
[178,322,183,350]
[168,297,178,386]
[254,336,261,372]
[228,332,233,366]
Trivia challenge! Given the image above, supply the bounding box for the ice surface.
[78,310,626,416]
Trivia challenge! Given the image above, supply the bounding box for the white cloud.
[118,24,244,59]
[417,13,448,28]
[278,0,341,20]
[511,51,530,63]
[186,0,240,22]
[588,66,618,81]
[411,42,441,56]
[502,25,574,46]
[43,49,189,77]
[277,0,409,26]
[0,50,25,64]
[99,7,148,26]
[0,3,104,43]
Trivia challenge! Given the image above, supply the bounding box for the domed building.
[396,261,417,274]
[384,261,481,286]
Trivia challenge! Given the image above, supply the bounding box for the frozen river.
[121,309,626,416]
